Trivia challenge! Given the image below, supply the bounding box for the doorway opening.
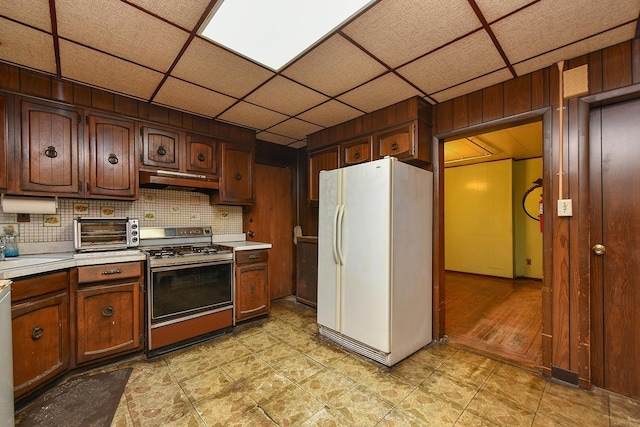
[442,120,544,368]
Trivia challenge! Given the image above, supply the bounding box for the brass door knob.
[592,244,605,255]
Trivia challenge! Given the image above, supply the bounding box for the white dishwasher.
[0,281,14,426]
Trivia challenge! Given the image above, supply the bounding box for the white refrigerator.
[317,157,432,366]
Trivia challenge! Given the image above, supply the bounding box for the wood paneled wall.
[433,38,640,385]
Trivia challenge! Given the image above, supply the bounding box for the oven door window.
[151,262,232,321]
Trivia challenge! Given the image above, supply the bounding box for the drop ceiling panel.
[342,0,481,68]
[244,76,329,116]
[398,31,506,95]
[268,118,323,140]
[474,0,535,23]
[126,0,211,31]
[171,37,274,99]
[59,40,163,99]
[492,0,640,64]
[282,34,386,97]
[513,24,637,77]
[297,100,363,128]
[0,19,56,74]
[288,140,308,149]
[256,131,298,146]
[431,69,513,103]
[0,1,51,31]
[154,77,236,118]
[218,101,288,131]
[337,73,422,112]
[55,0,189,72]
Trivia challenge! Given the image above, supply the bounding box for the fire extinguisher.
[538,195,543,233]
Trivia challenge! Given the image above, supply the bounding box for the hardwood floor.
[444,271,542,368]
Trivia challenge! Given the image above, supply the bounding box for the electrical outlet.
[526,258,532,266]
[557,199,573,217]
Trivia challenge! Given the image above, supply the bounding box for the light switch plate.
[557,199,573,217]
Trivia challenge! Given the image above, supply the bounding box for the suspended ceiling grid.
[0,0,638,149]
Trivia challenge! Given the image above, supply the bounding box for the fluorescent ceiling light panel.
[201,0,372,70]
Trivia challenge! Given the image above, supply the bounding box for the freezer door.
[317,168,342,330]
[340,159,392,352]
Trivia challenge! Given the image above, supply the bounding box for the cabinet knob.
[354,152,360,159]
[44,146,58,158]
[198,153,206,162]
[391,141,398,150]
[102,269,122,275]
[235,172,242,180]
[31,325,44,340]
[248,231,255,238]
[102,305,114,318]
[108,153,119,165]
[157,146,166,156]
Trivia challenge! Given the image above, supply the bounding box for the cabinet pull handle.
[44,146,58,158]
[235,173,242,180]
[240,305,266,314]
[354,152,360,159]
[108,153,119,165]
[102,269,122,275]
[157,146,166,156]
[31,325,44,340]
[198,153,206,162]
[391,141,398,150]
[102,305,114,318]
[248,254,259,259]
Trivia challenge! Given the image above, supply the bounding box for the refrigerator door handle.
[332,204,340,264]
[336,204,345,265]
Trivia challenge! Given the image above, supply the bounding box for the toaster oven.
[73,217,139,251]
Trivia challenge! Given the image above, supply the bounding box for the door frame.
[579,82,640,389]
[433,107,552,369]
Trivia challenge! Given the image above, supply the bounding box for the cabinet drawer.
[77,261,142,284]
[11,270,69,302]
[236,250,268,265]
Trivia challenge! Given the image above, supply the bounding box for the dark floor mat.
[16,368,132,427]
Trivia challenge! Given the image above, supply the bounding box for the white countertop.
[0,250,147,280]
[216,240,272,251]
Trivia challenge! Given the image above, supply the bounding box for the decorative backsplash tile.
[0,189,243,245]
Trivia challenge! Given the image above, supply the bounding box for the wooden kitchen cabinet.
[234,249,269,322]
[11,271,70,399]
[376,119,431,163]
[0,94,7,190]
[87,113,137,199]
[20,99,82,195]
[308,145,339,204]
[186,133,218,178]
[74,261,144,365]
[213,141,254,205]
[141,125,181,171]
[296,236,318,307]
[340,136,372,167]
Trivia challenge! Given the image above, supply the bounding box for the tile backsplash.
[0,189,243,254]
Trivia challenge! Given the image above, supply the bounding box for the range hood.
[139,170,219,194]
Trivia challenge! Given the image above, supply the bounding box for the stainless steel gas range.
[139,226,233,357]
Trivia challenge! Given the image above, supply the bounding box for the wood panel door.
[244,165,293,300]
[590,97,640,399]
[218,142,254,205]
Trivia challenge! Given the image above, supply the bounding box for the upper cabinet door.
[215,142,254,205]
[20,100,81,195]
[0,94,7,191]
[186,133,218,178]
[308,146,339,205]
[340,136,372,167]
[88,113,137,199]
[142,126,180,170]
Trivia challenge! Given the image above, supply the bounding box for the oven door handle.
[149,259,233,272]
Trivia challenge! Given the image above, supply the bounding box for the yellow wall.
[513,158,543,279]
[444,159,514,278]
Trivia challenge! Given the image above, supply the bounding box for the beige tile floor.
[108,297,640,426]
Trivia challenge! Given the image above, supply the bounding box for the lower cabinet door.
[12,292,69,399]
[76,282,142,364]
[235,262,269,322]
